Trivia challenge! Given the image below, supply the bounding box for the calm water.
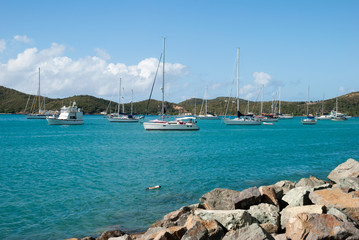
[1,115,358,239]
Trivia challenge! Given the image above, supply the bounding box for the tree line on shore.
[1,86,358,116]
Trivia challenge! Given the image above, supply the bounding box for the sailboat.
[331,96,347,121]
[143,38,199,131]
[301,86,317,125]
[316,93,331,120]
[197,86,220,120]
[223,48,261,125]
[108,78,141,123]
[25,68,54,119]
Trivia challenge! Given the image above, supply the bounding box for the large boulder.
[233,187,261,209]
[280,205,325,229]
[295,176,327,188]
[248,203,280,234]
[339,177,359,191]
[151,226,186,240]
[327,158,359,183]
[309,187,359,221]
[222,223,274,240]
[193,209,255,231]
[259,186,280,207]
[108,235,132,240]
[274,180,295,196]
[150,206,192,228]
[286,213,359,240]
[282,187,312,207]
[200,188,241,210]
[182,215,225,240]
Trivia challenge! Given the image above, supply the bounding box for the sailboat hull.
[223,118,261,125]
[143,122,199,131]
[26,114,48,119]
[108,117,139,123]
[47,119,83,125]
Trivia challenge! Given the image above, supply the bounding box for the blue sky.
[0,0,358,103]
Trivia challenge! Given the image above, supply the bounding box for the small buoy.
[146,185,161,190]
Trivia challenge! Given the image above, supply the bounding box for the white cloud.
[14,35,31,43]
[253,72,272,86]
[0,43,187,102]
[0,39,6,53]
[95,48,111,60]
[339,86,345,93]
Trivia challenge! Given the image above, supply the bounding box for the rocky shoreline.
[68,158,359,240]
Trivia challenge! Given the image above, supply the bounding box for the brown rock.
[222,223,274,240]
[81,237,96,240]
[182,216,225,240]
[153,226,186,240]
[259,186,280,207]
[150,207,191,228]
[233,186,261,209]
[200,188,241,210]
[327,158,359,183]
[309,187,359,221]
[286,213,358,240]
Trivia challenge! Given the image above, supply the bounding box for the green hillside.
[1,86,358,116]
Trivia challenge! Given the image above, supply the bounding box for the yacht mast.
[279,87,281,115]
[161,37,165,120]
[122,87,125,113]
[306,85,310,116]
[236,48,240,118]
[205,85,208,115]
[38,67,41,112]
[118,78,121,115]
[260,85,264,115]
[131,89,134,115]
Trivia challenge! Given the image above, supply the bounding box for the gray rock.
[327,158,359,183]
[139,227,166,240]
[280,205,325,229]
[97,230,126,240]
[150,207,191,228]
[339,177,359,191]
[194,209,255,231]
[200,188,241,210]
[233,186,261,209]
[327,207,358,224]
[274,180,295,195]
[248,203,280,234]
[222,223,274,240]
[295,176,327,188]
[282,187,312,207]
[271,233,287,240]
[108,235,132,240]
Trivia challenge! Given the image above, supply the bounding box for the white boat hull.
[223,118,261,125]
[196,116,220,120]
[143,122,199,131]
[26,114,48,119]
[301,119,317,125]
[108,117,139,123]
[47,118,83,125]
[260,118,279,122]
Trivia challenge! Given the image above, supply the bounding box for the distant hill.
[0,86,358,116]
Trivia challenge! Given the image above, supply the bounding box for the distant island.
[0,86,358,116]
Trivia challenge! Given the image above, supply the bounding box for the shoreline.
[69,158,359,240]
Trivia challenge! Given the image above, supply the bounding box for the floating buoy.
[146,185,161,190]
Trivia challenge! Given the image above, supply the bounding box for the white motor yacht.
[47,102,83,125]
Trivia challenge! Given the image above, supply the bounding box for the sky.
[0,0,358,103]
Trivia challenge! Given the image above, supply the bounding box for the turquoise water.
[1,115,358,239]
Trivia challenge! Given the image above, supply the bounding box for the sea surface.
[1,115,358,239]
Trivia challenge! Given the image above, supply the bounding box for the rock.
[182,215,225,240]
[282,187,312,207]
[295,176,327,188]
[248,203,280,234]
[327,207,358,224]
[309,187,359,221]
[152,226,186,240]
[150,206,191,228]
[286,213,359,240]
[280,205,325,229]
[193,209,255,231]
[222,223,274,240]
[233,186,261,209]
[339,177,359,191]
[274,180,295,195]
[97,230,126,240]
[139,227,166,240]
[108,235,132,240]
[200,188,241,210]
[271,233,287,240]
[81,238,96,240]
[259,186,280,207]
[327,158,359,183]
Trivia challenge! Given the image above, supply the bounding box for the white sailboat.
[143,38,200,131]
[46,102,83,125]
[331,96,347,121]
[197,86,220,120]
[26,68,55,119]
[108,79,140,123]
[301,86,317,125]
[223,48,261,126]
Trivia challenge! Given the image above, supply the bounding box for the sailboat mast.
[161,37,165,120]
[279,87,281,115]
[336,96,338,112]
[236,48,240,117]
[261,85,264,115]
[38,67,41,112]
[131,89,133,115]
[118,78,121,114]
[307,85,309,116]
[122,87,125,113]
[322,93,325,114]
[205,85,208,115]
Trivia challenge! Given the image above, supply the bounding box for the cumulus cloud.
[14,35,31,43]
[95,48,111,60]
[0,43,188,102]
[339,86,345,93]
[0,39,6,53]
